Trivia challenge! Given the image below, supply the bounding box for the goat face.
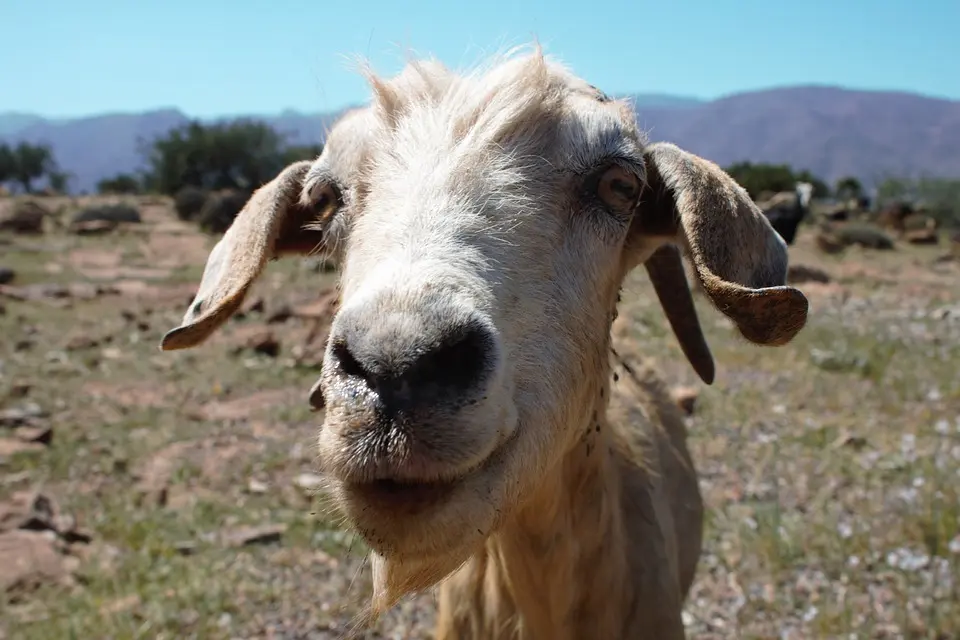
[160,50,808,586]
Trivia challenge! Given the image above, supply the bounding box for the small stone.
[58,523,93,546]
[0,491,58,532]
[174,540,197,556]
[0,403,47,427]
[220,524,286,548]
[266,305,293,324]
[786,264,831,284]
[248,331,280,357]
[291,289,340,320]
[69,219,118,235]
[240,297,265,316]
[0,439,45,458]
[13,425,52,445]
[101,347,123,360]
[0,201,48,235]
[229,327,281,358]
[8,382,30,398]
[246,478,269,494]
[293,473,324,493]
[0,530,68,593]
[65,334,101,351]
[100,594,141,615]
[948,535,960,555]
[904,228,938,245]
[831,432,868,451]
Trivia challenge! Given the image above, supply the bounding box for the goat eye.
[311,183,342,222]
[596,165,641,212]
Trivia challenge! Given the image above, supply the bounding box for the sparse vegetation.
[97,173,143,196]
[173,185,209,222]
[724,161,830,199]
[1,192,958,638]
[0,144,14,188]
[140,121,323,198]
[2,120,959,637]
[46,171,71,195]
[876,176,960,229]
[0,199,50,234]
[833,222,896,250]
[835,175,864,201]
[197,190,248,234]
[282,143,324,167]
[71,203,142,225]
[133,122,323,234]
[0,142,61,194]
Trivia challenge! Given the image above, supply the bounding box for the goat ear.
[159,160,329,352]
[634,142,808,350]
[643,245,715,385]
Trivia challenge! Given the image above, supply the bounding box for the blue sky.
[2,0,957,118]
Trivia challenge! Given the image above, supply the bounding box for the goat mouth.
[337,435,511,516]
[331,426,522,558]
[343,477,461,514]
[330,419,521,537]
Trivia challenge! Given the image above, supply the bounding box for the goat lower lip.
[344,478,460,513]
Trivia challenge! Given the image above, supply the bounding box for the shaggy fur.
[161,47,809,639]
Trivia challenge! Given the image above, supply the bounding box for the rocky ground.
[1,195,959,639]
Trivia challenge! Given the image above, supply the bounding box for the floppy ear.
[643,244,715,384]
[634,142,808,362]
[159,160,329,352]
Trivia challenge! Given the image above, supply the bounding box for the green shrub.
[198,190,249,234]
[71,203,142,224]
[836,223,895,250]
[901,213,935,231]
[96,174,142,195]
[174,186,209,222]
[0,199,49,234]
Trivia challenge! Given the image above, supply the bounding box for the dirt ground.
[1,195,958,639]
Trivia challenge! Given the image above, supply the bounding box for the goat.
[759,181,813,245]
[160,49,808,639]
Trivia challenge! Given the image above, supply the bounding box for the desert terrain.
[1,195,958,639]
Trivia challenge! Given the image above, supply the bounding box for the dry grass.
[1,197,958,639]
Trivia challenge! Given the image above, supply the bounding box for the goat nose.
[327,317,496,416]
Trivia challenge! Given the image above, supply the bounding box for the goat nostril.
[405,325,491,393]
[332,340,370,383]
[329,321,494,413]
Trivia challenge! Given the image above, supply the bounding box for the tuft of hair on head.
[354,42,573,154]
[356,55,455,130]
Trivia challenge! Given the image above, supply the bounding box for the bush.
[0,199,49,234]
[71,203,142,225]
[198,190,249,234]
[97,174,142,195]
[174,186,209,221]
[876,177,960,230]
[835,223,895,250]
[901,213,936,231]
[725,162,830,199]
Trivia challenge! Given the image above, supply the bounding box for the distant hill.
[630,86,960,189]
[626,94,706,110]
[3,86,959,194]
[0,112,52,136]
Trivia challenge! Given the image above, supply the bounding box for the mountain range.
[3,85,959,194]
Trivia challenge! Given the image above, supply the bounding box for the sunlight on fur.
[161,44,808,639]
